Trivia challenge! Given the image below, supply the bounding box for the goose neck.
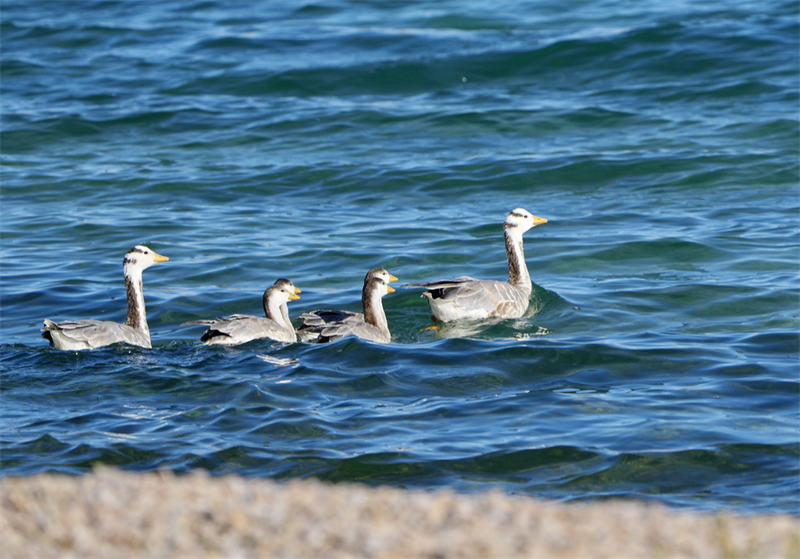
[123,266,149,337]
[504,229,531,290]
[362,285,389,333]
[263,294,282,322]
[278,303,296,339]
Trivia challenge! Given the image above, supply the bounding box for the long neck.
[279,303,292,331]
[278,303,296,339]
[263,294,281,322]
[263,294,292,331]
[505,229,531,291]
[362,285,389,333]
[123,266,149,337]
[263,296,297,341]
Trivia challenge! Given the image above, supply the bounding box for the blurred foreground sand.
[2,468,797,558]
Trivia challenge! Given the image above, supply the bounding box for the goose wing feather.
[409,278,529,321]
[403,275,478,290]
[327,321,389,343]
[298,310,389,344]
[41,318,151,350]
[186,314,296,345]
[298,309,363,328]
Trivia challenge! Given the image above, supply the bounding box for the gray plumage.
[404,208,547,322]
[41,245,169,350]
[298,268,397,344]
[42,318,152,349]
[183,279,301,346]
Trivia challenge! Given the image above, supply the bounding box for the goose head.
[266,278,302,305]
[504,208,548,234]
[364,268,398,298]
[365,267,399,287]
[123,245,169,274]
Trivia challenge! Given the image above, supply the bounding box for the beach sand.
[2,468,797,558]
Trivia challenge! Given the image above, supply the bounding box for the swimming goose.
[404,208,547,322]
[298,268,398,343]
[182,279,301,345]
[41,245,169,350]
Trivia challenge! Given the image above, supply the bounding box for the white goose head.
[504,208,548,235]
[123,245,169,275]
[365,267,398,286]
[363,267,398,300]
[266,278,302,305]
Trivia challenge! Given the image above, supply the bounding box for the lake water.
[1,0,798,515]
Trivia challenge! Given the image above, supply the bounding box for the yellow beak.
[153,252,169,263]
[387,285,396,293]
[293,286,302,294]
[388,273,399,283]
[289,292,301,301]
[532,215,548,226]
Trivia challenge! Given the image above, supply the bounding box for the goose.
[182,279,301,345]
[41,245,169,350]
[298,268,398,343]
[404,208,547,322]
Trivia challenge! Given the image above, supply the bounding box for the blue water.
[1,0,798,515]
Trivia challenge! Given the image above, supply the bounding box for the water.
[1,0,798,515]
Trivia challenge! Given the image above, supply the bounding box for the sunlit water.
[1,0,798,514]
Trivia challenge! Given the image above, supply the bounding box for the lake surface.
[1,0,798,515]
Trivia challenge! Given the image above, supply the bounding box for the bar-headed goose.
[41,245,169,350]
[404,208,547,322]
[298,267,397,343]
[183,279,301,345]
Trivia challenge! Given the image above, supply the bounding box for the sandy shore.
[1,468,797,558]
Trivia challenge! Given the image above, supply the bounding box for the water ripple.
[1,0,797,515]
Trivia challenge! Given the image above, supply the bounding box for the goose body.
[298,268,397,344]
[41,245,169,350]
[183,279,301,346]
[405,208,547,322]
